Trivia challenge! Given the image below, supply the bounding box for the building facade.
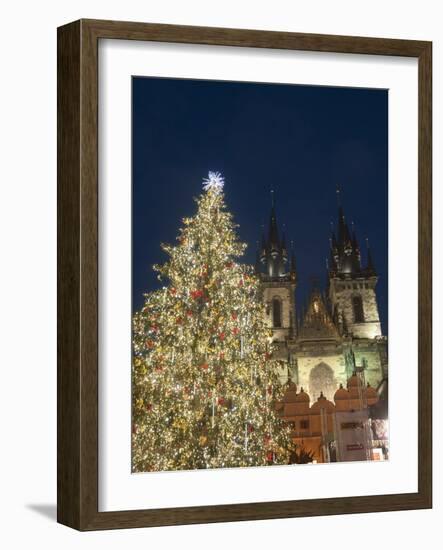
[276,374,383,463]
[256,191,388,403]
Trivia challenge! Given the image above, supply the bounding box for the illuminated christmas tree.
[132,172,294,472]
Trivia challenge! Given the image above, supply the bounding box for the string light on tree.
[132,171,294,472]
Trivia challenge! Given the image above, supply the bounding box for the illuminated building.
[276,374,386,463]
[256,189,388,402]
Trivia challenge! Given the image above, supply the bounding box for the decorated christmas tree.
[132,172,294,472]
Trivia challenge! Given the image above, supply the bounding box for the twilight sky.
[132,77,388,334]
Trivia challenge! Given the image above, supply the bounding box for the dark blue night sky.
[132,77,388,334]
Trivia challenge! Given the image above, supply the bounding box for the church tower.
[327,188,382,340]
[256,191,297,352]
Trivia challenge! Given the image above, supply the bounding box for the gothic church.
[256,191,388,402]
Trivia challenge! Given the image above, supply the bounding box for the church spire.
[336,185,352,249]
[329,185,362,276]
[258,190,292,280]
[268,189,280,254]
[328,188,382,340]
[338,207,352,249]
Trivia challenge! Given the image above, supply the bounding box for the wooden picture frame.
[57,19,432,530]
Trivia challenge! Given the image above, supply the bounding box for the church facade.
[256,192,388,403]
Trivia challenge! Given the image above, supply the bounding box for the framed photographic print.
[57,19,432,530]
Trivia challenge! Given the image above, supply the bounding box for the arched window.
[309,362,336,401]
[272,297,282,328]
[352,295,365,323]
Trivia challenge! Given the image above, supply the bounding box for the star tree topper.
[203,171,225,195]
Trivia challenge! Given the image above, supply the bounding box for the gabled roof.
[298,287,340,341]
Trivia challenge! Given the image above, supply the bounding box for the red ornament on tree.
[219,332,225,341]
[247,424,254,433]
[231,312,238,320]
[266,451,274,462]
[146,403,153,412]
[191,289,203,300]
[232,327,240,335]
[170,288,177,295]
[217,397,225,406]
[186,310,193,317]
[200,363,209,371]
